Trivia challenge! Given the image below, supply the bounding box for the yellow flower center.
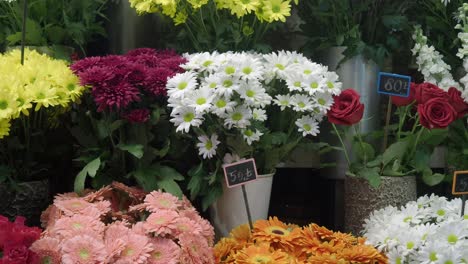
[232,112,243,121]
[275,63,285,70]
[447,234,458,244]
[37,92,46,100]
[246,90,255,97]
[304,69,311,75]
[67,83,75,91]
[318,98,326,105]
[202,60,213,67]
[209,82,217,88]
[406,241,414,249]
[216,100,227,108]
[155,217,166,224]
[243,67,252,74]
[152,251,162,260]
[79,249,90,260]
[272,4,281,13]
[310,82,318,89]
[159,199,170,207]
[72,223,82,229]
[429,252,438,261]
[244,130,254,137]
[178,82,188,90]
[437,209,445,216]
[183,112,194,122]
[196,98,206,105]
[223,80,233,88]
[266,227,290,236]
[298,102,306,108]
[205,141,213,150]
[225,66,236,75]
[303,124,311,131]
[396,257,402,264]
[294,81,301,87]
[327,81,334,88]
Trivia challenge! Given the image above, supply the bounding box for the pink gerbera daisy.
[174,217,202,237]
[30,237,62,264]
[51,215,105,240]
[54,198,94,216]
[132,222,146,235]
[61,235,107,264]
[144,191,181,212]
[104,221,130,261]
[143,210,179,236]
[113,232,153,264]
[147,238,180,264]
[178,233,215,264]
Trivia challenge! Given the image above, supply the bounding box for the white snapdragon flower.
[196,134,220,159]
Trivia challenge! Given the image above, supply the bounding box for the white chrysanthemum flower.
[295,115,319,136]
[242,129,263,145]
[224,106,252,129]
[413,240,446,264]
[322,72,342,95]
[196,134,220,159]
[184,88,215,114]
[263,52,292,79]
[236,55,265,81]
[170,106,203,133]
[313,92,334,113]
[285,72,305,92]
[291,94,313,112]
[215,75,241,97]
[289,61,327,77]
[238,82,272,108]
[252,108,267,121]
[166,72,198,99]
[282,50,307,64]
[387,248,406,264]
[201,74,222,90]
[210,96,237,117]
[432,221,468,248]
[303,74,325,95]
[273,94,292,110]
[182,52,219,72]
[436,250,464,264]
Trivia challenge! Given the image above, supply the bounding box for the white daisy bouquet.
[166,50,341,208]
[363,194,468,264]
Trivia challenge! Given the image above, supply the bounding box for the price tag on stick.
[223,158,259,229]
[377,72,412,152]
[452,171,468,216]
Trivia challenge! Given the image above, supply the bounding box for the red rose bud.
[418,97,457,129]
[327,88,365,126]
[391,82,417,107]
[415,82,448,104]
[448,87,468,118]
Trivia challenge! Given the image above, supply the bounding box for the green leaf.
[422,170,445,186]
[187,163,205,200]
[353,141,375,162]
[358,167,381,188]
[413,148,431,172]
[202,184,223,211]
[74,157,101,193]
[366,155,383,168]
[157,178,183,198]
[383,141,409,166]
[152,165,184,181]
[132,168,159,191]
[110,120,125,132]
[153,139,171,159]
[117,144,144,159]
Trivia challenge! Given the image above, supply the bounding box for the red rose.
[418,97,457,129]
[448,87,468,118]
[391,82,417,106]
[327,88,365,126]
[415,82,448,104]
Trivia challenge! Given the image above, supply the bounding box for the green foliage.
[0,0,109,53]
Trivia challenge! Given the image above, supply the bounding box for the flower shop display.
[214,217,387,263]
[0,49,85,223]
[166,50,341,233]
[0,0,109,57]
[328,83,464,234]
[0,215,42,264]
[128,0,299,52]
[32,182,215,264]
[70,48,193,196]
[364,194,468,263]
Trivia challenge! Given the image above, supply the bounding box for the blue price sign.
[377,72,411,97]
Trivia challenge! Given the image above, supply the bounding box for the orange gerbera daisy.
[294,224,321,258]
[214,238,241,263]
[339,245,388,264]
[230,224,252,243]
[234,244,290,264]
[252,217,300,252]
[308,253,348,264]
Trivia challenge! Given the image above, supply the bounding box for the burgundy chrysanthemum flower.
[92,82,141,111]
[126,48,158,57]
[70,57,103,74]
[123,109,151,123]
[129,54,162,68]
[155,49,180,60]
[78,66,115,87]
[143,67,174,96]
[160,57,187,73]
[124,63,149,86]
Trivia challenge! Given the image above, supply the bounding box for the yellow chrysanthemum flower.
[262,0,291,22]
[231,0,261,17]
[0,119,11,139]
[0,86,19,120]
[187,0,209,9]
[174,9,189,25]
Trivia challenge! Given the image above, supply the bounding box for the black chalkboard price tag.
[223,158,258,188]
[377,72,411,97]
[453,171,468,195]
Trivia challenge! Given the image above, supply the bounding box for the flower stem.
[332,123,351,166]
